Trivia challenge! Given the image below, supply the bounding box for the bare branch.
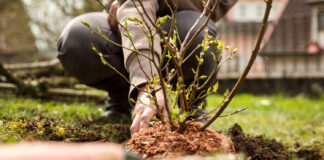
[200,0,273,131]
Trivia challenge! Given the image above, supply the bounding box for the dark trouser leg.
[57,12,131,123]
[162,10,219,120]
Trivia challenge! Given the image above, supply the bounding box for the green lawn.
[0,96,129,143]
[207,94,324,149]
[0,94,323,152]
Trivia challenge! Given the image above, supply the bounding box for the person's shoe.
[100,109,132,124]
[187,99,208,123]
[98,96,132,124]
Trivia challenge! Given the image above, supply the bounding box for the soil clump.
[295,148,323,160]
[228,123,323,160]
[229,123,288,160]
[126,122,235,159]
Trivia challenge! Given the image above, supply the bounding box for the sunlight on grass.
[0,94,323,151]
[0,96,131,143]
[207,94,324,147]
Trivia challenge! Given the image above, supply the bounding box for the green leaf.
[218,41,224,51]
[124,20,128,28]
[186,86,193,100]
[152,75,160,85]
[195,55,200,62]
[134,17,142,24]
[202,29,209,51]
[213,82,219,93]
[172,31,177,44]
[157,15,170,25]
[191,68,196,74]
[130,98,136,104]
[207,87,211,94]
[224,89,230,98]
[179,112,189,123]
[190,110,197,116]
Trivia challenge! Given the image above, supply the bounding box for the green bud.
[207,87,211,94]
[124,20,128,28]
[130,98,136,104]
[199,59,204,65]
[191,68,196,74]
[127,17,135,21]
[233,48,239,54]
[81,20,90,28]
[157,15,170,25]
[218,41,224,51]
[97,26,101,34]
[200,75,208,79]
[178,77,183,83]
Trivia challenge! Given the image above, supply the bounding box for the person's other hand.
[130,84,166,135]
[107,1,120,36]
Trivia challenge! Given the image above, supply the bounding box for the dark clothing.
[57,10,218,104]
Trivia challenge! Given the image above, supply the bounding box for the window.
[240,4,246,17]
[318,10,324,30]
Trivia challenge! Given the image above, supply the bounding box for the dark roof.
[261,0,315,56]
[306,0,324,4]
[218,21,262,34]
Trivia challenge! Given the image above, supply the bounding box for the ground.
[0,94,323,159]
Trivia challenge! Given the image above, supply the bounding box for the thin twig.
[179,0,221,59]
[200,0,273,131]
[219,107,248,117]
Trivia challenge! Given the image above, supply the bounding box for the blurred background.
[1,0,324,95]
[0,1,323,155]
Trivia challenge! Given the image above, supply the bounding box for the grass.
[207,94,324,152]
[0,94,323,153]
[0,96,129,143]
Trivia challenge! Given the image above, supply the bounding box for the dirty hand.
[107,1,120,35]
[130,84,166,135]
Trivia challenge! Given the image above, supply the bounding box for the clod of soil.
[228,123,288,160]
[296,149,323,160]
[126,122,235,159]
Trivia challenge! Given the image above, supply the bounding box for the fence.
[216,13,324,79]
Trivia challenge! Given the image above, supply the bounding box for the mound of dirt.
[296,148,323,160]
[126,122,235,159]
[228,124,288,160]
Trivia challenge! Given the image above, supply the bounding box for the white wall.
[228,0,283,22]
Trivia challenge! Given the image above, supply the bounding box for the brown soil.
[228,123,323,160]
[295,149,323,160]
[228,123,288,160]
[126,122,235,159]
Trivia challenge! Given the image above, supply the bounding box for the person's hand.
[107,1,120,36]
[130,84,166,135]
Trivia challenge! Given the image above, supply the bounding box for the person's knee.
[57,14,96,56]
[57,13,123,85]
[170,11,218,82]
[175,10,217,43]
